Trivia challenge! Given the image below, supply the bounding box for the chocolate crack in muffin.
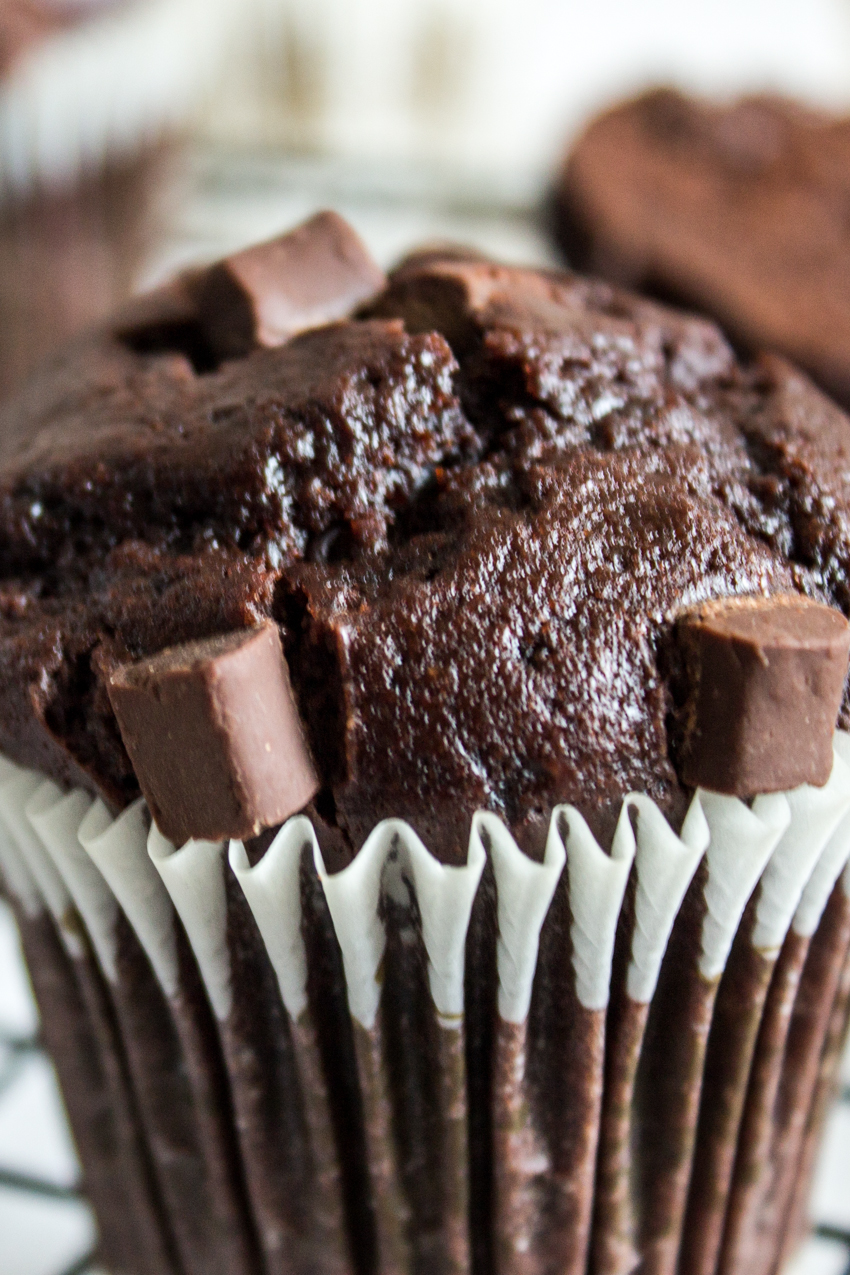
[0,223,848,866]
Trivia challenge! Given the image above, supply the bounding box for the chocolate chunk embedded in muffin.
[0,224,849,861]
[553,88,850,410]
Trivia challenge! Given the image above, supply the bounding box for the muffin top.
[553,88,850,411]
[0,213,848,861]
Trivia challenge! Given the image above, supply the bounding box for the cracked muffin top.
[0,212,848,863]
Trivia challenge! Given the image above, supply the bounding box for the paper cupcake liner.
[82,795,259,1275]
[83,802,276,1275]
[716,748,850,1275]
[311,817,485,1273]
[6,893,156,1275]
[731,863,850,1275]
[26,780,259,1275]
[3,741,850,1274]
[776,908,850,1269]
[0,766,178,1275]
[679,754,850,1275]
[148,821,351,1275]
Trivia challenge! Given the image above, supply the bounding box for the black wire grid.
[0,1038,98,1274]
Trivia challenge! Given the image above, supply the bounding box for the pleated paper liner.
[776,911,850,1270]
[2,740,850,1274]
[1,772,259,1275]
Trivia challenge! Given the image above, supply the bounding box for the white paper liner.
[552,803,634,1011]
[3,746,849,1033]
[0,758,42,918]
[79,797,179,999]
[148,826,231,1020]
[229,820,312,1022]
[0,738,848,1275]
[474,810,564,1025]
[26,778,118,980]
[625,792,709,1003]
[752,748,850,955]
[0,767,81,954]
[313,817,486,1030]
[0,0,238,194]
[792,737,850,939]
[697,791,791,980]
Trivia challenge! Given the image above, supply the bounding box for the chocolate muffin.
[552,88,850,413]
[0,212,849,1275]
[0,0,234,398]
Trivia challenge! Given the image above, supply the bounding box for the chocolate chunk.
[108,621,319,844]
[188,211,386,360]
[675,595,850,795]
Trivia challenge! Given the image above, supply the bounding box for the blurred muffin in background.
[0,0,236,398]
[552,88,850,411]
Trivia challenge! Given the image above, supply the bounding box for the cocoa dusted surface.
[554,88,850,411]
[1,242,850,858]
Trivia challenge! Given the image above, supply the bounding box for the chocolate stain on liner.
[300,848,377,1275]
[219,869,348,1275]
[678,898,776,1275]
[629,863,716,1275]
[160,923,263,1275]
[11,904,157,1275]
[465,855,498,1275]
[80,799,264,1275]
[529,871,606,1274]
[590,803,714,1275]
[350,1016,409,1271]
[380,862,469,1274]
[492,1017,538,1272]
[775,904,850,1270]
[716,924,816,1274]
[59,917,181,1275]
[737,880,850,1273]
[107,910,258,1275]
[437,1020,472,1271]
[490,826,606,1275]
[153,831,349,1275]
[590,862,645,1275]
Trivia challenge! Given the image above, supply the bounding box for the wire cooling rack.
[0,896,848,1275]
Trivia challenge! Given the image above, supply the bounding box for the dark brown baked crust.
[1,244,850,858]
[553,88,850,410]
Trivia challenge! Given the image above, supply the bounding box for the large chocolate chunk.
[189,211,386,359]
[108,621,318,844]
[675,595,850,795]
